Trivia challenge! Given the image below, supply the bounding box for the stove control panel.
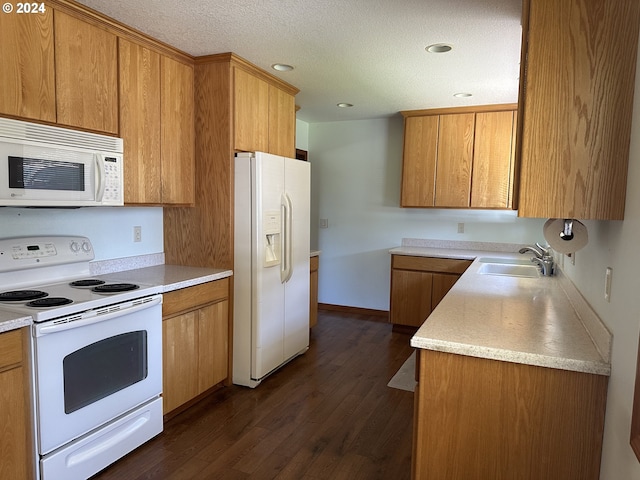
[0,236,95,273]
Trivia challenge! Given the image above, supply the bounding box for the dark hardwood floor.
[92,309,416,480]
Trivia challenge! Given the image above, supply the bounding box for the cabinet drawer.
[392,255,472,274]
[0,329,23,370]
[310,255,319,272]
[163,278,229,317]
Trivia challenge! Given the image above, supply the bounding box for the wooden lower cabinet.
[310,255,319,328]
[0,328,34,480]
[412,349,608,479]
[390,255,471,327]
[162,278,229,415]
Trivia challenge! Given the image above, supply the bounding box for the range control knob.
[81,241,92,253]
[70,241,80,253]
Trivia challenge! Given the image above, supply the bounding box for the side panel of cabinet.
[197,300,229,392]
[0,8,55,122]
[161,56,195,205]
[119,39,162,204]
[54,11,118,133]
[401,116,439,207]
[310,256,319,328]
[518,0,640,220]
[162,311,199,414]
[234,68,269,153]
[390,269,433,327]
[471,111,515,208]
[435,113,475,207]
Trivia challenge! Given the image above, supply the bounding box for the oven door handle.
[35,295,162,337]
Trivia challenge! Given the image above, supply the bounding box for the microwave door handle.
[95,154,106,201]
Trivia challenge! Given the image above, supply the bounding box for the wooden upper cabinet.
[401,105,516,209]
[0,7,55,122]
[268,85,296,158]
[119,39,162,204]
[472,110,516,208]
[401,116,438,207]
[161,56,195,205]
[54,11,118,134]
[435,113,475,207]
[234,67,269,153]
[518,0,640,220]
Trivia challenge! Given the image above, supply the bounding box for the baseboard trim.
[319,303,389,318]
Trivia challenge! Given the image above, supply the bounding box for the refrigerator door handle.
[281,192,293,283]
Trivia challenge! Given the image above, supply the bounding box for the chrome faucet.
[519,243,555,276]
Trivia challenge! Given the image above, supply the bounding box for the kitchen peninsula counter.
[390,240,611,376]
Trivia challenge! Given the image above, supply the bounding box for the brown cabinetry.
[389,255,471,328]
[0,7,55,122]
[518,0,640,220]
[164,53,299,270]
[412,349,608,479]
[0,328,34,480]
[54,11,118,134]
[401,105,516,209]
[119,40,194,206]
[162,278,229,415]
[234,66,296,157]
[310,255,319,328]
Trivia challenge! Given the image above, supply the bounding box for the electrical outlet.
[457,223,465,234]
[133,226,142,242]
[319,218,329,229]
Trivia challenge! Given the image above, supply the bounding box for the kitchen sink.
[477,262,541,278]
[477,257,532,265]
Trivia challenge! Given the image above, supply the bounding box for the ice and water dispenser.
[263,210,281,267]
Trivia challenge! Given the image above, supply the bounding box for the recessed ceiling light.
[272,64,294,72]
[337,103,353,108]
[453,93,473,98]
[426,44,453,53]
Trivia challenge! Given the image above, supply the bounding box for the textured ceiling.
[76,0,522,123]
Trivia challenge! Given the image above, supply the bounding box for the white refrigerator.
[233,151,310,388]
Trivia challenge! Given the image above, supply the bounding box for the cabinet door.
[518,0,640,220]
[435,113,474,207]
[119,39,162,204]
[471,111,516,208]
[197,300,229,393]
[401,116,439,207]
[268,85,296,157]
[0,329,32,480]
[0,8,55,122]
[161,56,194,205]
[390,269,433,327]
[162,312,199,414]
[432,273,460,309]
[234,68,269,152]
[54,12,118,133]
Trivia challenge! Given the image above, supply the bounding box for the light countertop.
[391,242,611,376]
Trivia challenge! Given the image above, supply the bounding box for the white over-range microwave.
[0,118,124,207]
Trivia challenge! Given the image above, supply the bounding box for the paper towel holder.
[560,219,574,241]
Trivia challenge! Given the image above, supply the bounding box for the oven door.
[33,295,162,455]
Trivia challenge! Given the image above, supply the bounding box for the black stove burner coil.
[0,290,48,302]
[92,283,139,293]
[27,297,73,307]
[69,279,106,287]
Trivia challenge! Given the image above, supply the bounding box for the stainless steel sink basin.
[477,257,532,265]
[477,262,541,278]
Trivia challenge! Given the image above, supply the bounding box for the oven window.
[63,331,148,414]
[9,156,85,191]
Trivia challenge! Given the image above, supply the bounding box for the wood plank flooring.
[92,309,415,480]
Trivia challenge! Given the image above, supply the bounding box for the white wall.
[307,116,546,310]
[0,207,163,261]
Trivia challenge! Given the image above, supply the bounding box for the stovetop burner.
[0,290,49,302]
[27,297,73,308]
[92,283,140,293]
[70,279,106,288]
